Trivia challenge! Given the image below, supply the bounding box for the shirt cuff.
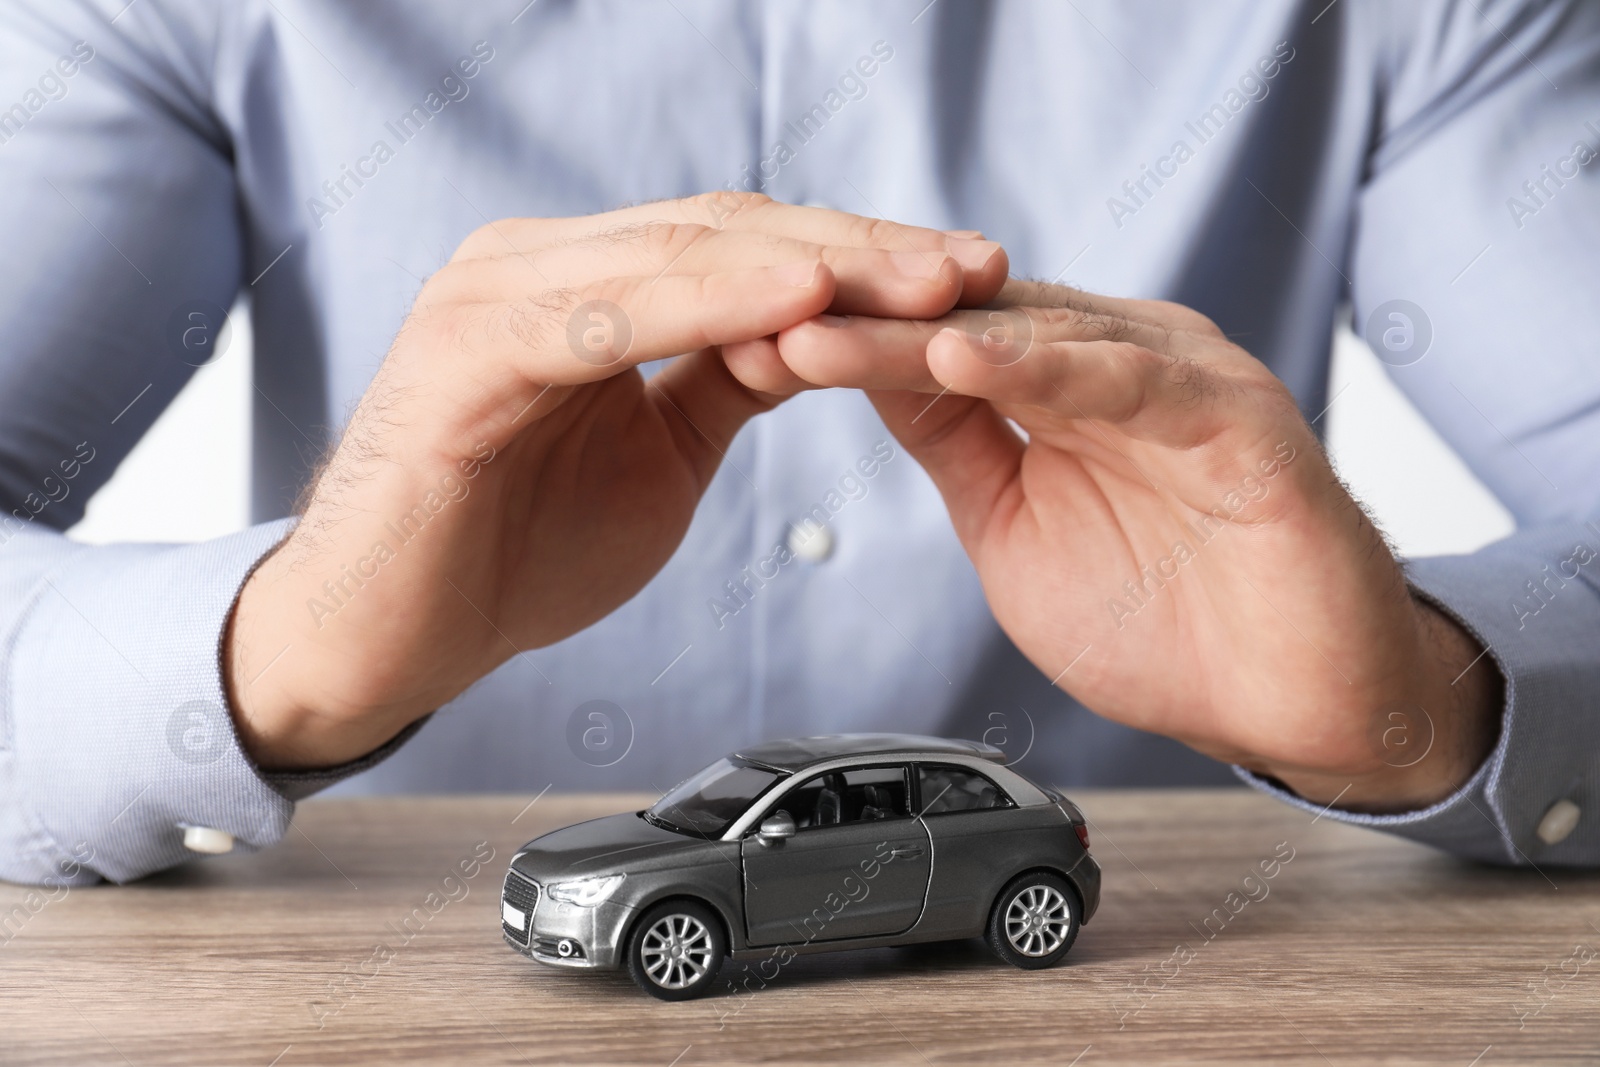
[1,519,416,884]
[1236,533,1600,867]
[261,717,429,802]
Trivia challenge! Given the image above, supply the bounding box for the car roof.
[732,733,1005,772]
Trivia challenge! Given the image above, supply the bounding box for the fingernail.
[816,313,851,327]
[776,259,821,287]
[890,250,951,279]
[946,238,1001,273]
[943,229,986,240]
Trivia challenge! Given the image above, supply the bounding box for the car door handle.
[889,847,925,859]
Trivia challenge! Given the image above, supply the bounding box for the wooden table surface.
[3,789,1597,1066]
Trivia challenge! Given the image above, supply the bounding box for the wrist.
[223,542,421,772]
[1264,594,1504,814]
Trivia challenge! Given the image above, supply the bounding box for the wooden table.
[3,790,1596,1066]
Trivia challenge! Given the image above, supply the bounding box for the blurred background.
[67,300,1516,559]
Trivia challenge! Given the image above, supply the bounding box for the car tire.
[626,899,727,1001]
[986,870,1081,970]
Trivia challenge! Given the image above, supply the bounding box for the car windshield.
[646,757,786,837]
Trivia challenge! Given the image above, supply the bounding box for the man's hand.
[225,194,1007,770]
[727,279,1502,812]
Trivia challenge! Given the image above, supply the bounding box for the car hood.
[510,812,718,881]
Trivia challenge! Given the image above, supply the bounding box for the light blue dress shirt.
[1,0,1598,884]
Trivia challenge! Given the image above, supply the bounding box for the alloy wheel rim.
[640,914,715,989]
[1004,884,1072,957]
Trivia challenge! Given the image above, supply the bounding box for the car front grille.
[502,869,540,946]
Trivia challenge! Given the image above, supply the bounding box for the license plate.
[503,901,527,930]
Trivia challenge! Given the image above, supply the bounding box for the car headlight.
[545,874,625,907]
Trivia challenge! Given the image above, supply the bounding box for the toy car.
[500,733,1100,1000]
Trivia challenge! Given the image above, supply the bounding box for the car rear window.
[917,764,1012,815]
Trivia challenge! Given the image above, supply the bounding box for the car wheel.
[626,900,726,1001]
[987,871,1081,970]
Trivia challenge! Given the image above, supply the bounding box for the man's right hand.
[224,194,1006,771]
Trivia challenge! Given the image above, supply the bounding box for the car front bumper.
[500,870,632,970]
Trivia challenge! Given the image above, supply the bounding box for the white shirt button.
[787,521,835,563]
[802,199,832,212]
[182,825,235,854]
[1536,799,1580,845]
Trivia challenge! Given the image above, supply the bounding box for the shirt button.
[182,825,235,854]
[1535,799,1580,845]
[802,199,832,212]
[787,521,835,563]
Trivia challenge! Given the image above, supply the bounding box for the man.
[1,0,1595,885]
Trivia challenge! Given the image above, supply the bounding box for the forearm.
[1240,522,1600,866]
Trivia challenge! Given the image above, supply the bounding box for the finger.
[866,389,1024,547]
[927,330,1231,448]
[722,337,815,397]
[647,348,787,490]
[453,260,836,385]
[465,194,1009,306]
[451,225,966,319]
[773,314,947,391]
[711,198,1008,306]
[992,279,1219,340]
[772,303,1181,394]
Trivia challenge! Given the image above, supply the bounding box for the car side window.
[763,765,911,831]
[917,764,1012,816]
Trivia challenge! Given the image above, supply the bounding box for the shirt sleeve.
[0,1,409,886]
[1237,0,1600,867]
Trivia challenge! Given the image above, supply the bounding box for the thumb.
[647,348,789,490]
[867,388,1024,546]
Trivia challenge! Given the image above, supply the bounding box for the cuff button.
[1536,799,1580,846]
[182,826,235,854]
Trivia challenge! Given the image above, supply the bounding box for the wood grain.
[2,790,1596,1066]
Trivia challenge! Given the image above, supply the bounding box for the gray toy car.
[500,733,1100,999]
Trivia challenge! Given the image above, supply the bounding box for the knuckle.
[453,218,535,261]
[1161,354,1216,407]
[620,220,713,262]
[843,214,901,250]
[499,288,578,353]
[404,299,480,358]
[451,225,496,261]
[416,261,474,304]
[1040,304,1127,341]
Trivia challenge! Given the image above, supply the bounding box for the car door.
[913,762,1022,933]
[740,764,932,946]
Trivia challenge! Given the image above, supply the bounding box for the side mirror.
[756,811,797,847]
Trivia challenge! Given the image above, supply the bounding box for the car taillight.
[1074,823,1090,851]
